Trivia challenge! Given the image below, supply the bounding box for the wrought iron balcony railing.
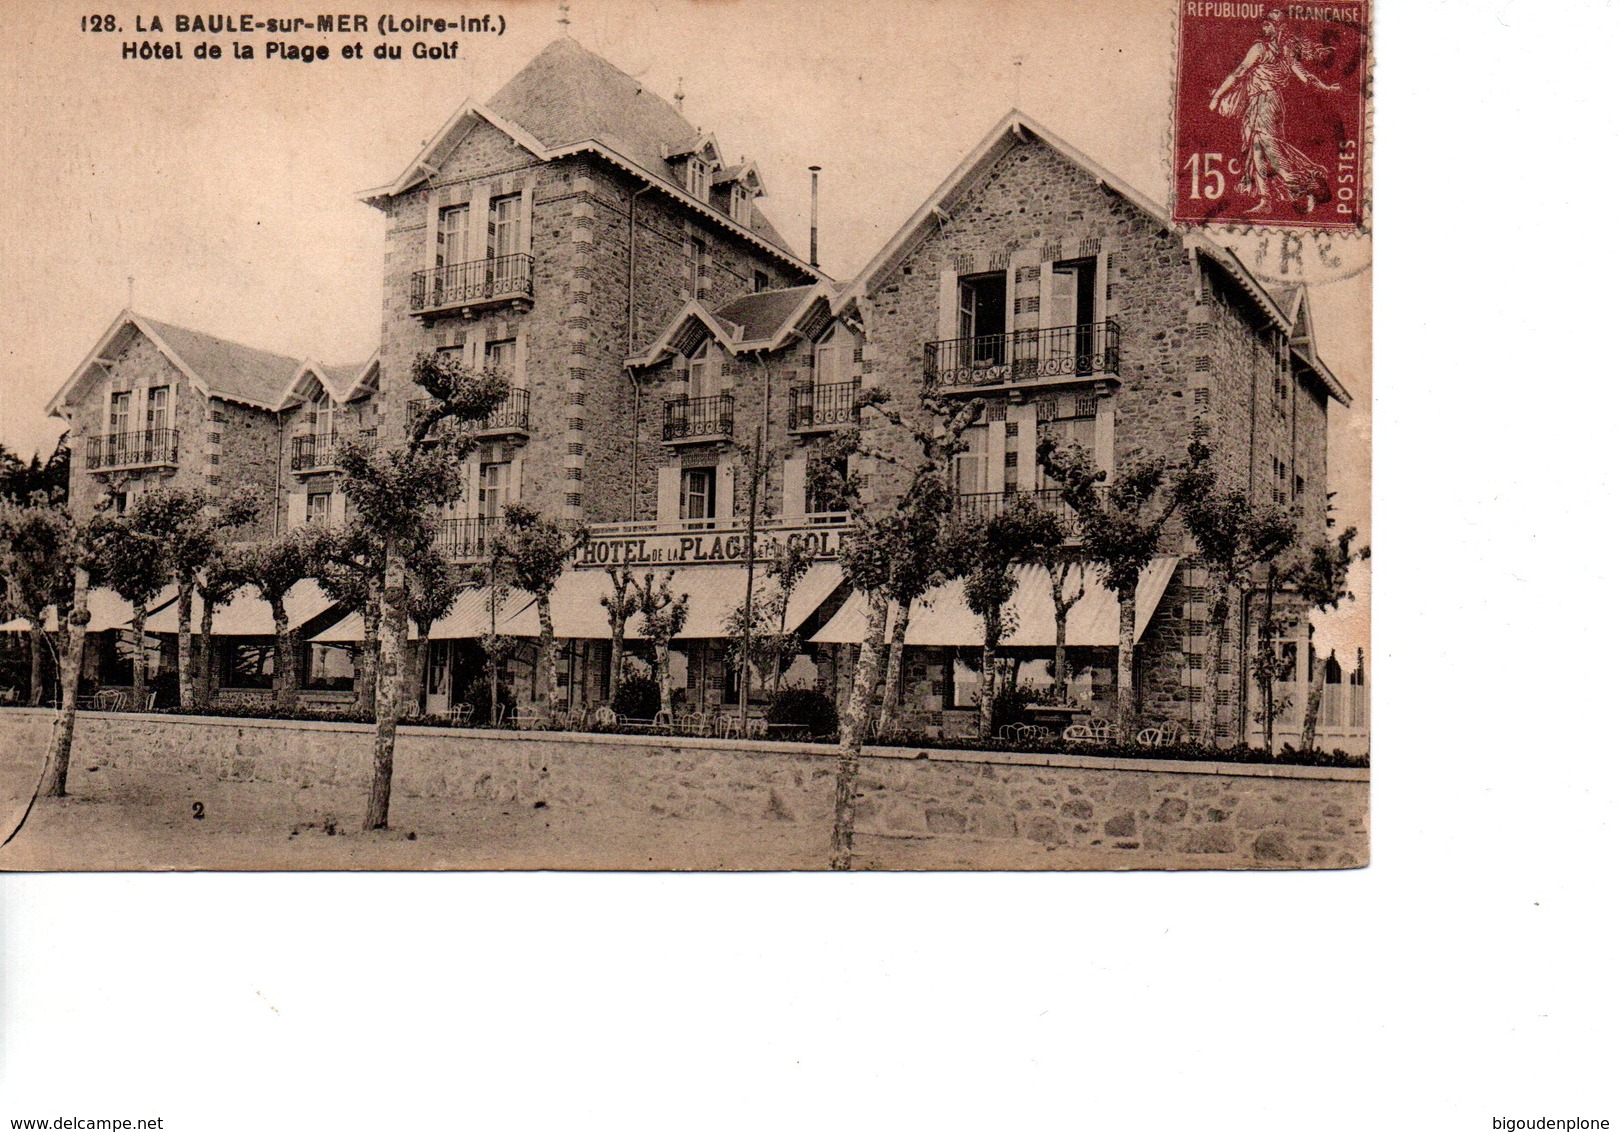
[788,380,860,432]
[290,429,376,472]
[409,253,535,314]
[923,321,1120,391]
[953,489,1083,536]
[663,393,734,442]
[84,429,180,471]
[435,515,505,561]
[407,388,530,438]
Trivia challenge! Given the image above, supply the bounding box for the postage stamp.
[1173,2,1370,230]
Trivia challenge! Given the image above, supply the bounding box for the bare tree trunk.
[367,539,406,830]
[177,578,195,712]
[27,623,44,706]
[1052,608,1069,700]
[1116,588,1136,740]
[44,567,90,797]
[271,602,296,713]
[535,596,557,716]
[199,600,216,711]
[654,636,673,716]
[1260,574,1277,754]
[129,608,148,708]
[356,591,380,712]
[607,615,626,704]
[832,596,887,871]
[876,599,909,738]
[979,610,1003,740]
[1300,651,1327,752]
[1236,587,1251,750]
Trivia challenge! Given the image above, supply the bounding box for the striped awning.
[142,578,337,637]
[307,584,517,643]
[810,557,1179,647]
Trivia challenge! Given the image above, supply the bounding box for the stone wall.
[0,709,1367,868]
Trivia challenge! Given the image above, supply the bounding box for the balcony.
[788,380,860,433]
[84,429,180,471]
[923,321,1120,394]
[663,394,734,443]
[407,389,530,440]
[954,489,1083,537]
[409,253,535,320]
[435,515,504,561]
[290,428,376,473]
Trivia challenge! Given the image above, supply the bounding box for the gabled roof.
[626,284,839,368]
[713,161,765,195]
[47,310,305,417]
[359,37,821,278]
[836,109,1293,330]
[270,352,379,412]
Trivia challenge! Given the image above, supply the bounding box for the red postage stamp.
[1173,2,1369,230]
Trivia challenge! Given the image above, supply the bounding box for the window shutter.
[288,490,307,528]
[425,190,442,272]
[1094,250,1111,324]
[781,458,806,520]
[985,420,1007,494]
[656,465,681,524]
[715,464,736,520]
[937,267,958,342]
[331,491,346,525]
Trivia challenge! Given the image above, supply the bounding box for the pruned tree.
[94,502,170,708]
[1039,439,1184,739]
[338,351,508,830]
[828,389,982,869]
[629,570,688,716]
[402,538,458,716]
[195,543,250,712]
[233,531,312,713]
[1177,441,1298,747]
[950,495,1067,737]
[489,503,587,719]
[43,519,95,797]
[1284,526,1369,751]
[0,434,70,505]
[0,494,74,705]
[600,566,637,705]
[305,523,386,711]
[132,484,258,712]
[722,538,812,705]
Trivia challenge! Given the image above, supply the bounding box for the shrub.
[767,687,838,736]
[612,673,660,720]
[988,682,1038,734]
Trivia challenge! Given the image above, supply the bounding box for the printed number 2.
[192,801,205,820]
[1184,152,1225,200]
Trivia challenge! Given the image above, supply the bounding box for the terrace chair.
[592,706,621,728]
[653,709,674,733]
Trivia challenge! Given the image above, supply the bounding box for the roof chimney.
[808,166,821,269]
[674,77,685,114]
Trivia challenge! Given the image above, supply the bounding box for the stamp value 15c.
[1173,2,1369,231]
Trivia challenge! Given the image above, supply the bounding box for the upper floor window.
[958,272,1006,361]
[478,459,508,519]
[952,427,989,495]
[109,391,131,434]
[1050,258,1098,328]
[680,466,716,525]
[484,338,516,379]
[438,204,471,268]
[687,341,716,399]
[306,491,331,527]
[311,390,333,438]
[753,270,770,293]
[687,159,712,202]
[491,195,522,259]
[814,341,855,386]
[729,184,752,227]
[145,386,169,433]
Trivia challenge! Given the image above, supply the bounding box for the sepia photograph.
[0,0,1371,871]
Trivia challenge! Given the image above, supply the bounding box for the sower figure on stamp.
[1209,9,1340,215]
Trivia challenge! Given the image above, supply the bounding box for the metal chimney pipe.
[808,165,821,269]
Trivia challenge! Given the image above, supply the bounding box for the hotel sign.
[578,524,843,568]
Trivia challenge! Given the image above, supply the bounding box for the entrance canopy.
[810,558,1179,647]
[0,589,153,635]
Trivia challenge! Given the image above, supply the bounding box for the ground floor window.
[221,639,276,689]
[303,643,355,690]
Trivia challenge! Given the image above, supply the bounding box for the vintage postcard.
[0,0,1371,871]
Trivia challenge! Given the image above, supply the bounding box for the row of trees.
[811,392,1366,869]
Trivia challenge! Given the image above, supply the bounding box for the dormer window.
[311,389,333,438]
[729,183,751,227]
[687,158,712,202]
